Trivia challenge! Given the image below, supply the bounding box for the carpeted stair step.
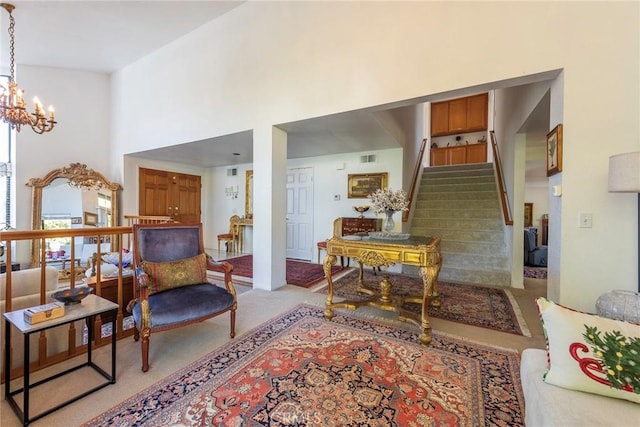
[415,199,500,210]
[438,266,511,287]
[421,175,496,186]
[422,182,498,193]
[412,217,503,231]
[441,240,508,256]
[413,227,505,243]
[402,263,512,287]
[414,207,501,219]
[442,251,510,270]
[420,191,498,201]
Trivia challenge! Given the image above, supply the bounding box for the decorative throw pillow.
[536,297,640,403]
[141,253,208,294]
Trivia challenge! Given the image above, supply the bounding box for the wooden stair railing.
[490,131,513,225]
[403,137,428,223]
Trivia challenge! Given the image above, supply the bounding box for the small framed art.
[347,172,388,198]
[84,211,98,226]
[524,203,533,227]
[546,124,563,176]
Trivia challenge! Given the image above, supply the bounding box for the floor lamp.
[608,151,640,292]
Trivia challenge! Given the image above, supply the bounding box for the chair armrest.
[206,256,236,297]
[206,256,233,275]
[134,266,150,289]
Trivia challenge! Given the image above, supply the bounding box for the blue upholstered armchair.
[128,223,237,372]
[524,228,548,267]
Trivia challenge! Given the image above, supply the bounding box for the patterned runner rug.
[84,304,525,426]
[316,269,530,336]
[220,254,341,288]
[524,266,547,279]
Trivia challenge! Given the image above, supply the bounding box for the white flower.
[368,188,409,213]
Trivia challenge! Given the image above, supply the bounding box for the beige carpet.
[1,277,547,426]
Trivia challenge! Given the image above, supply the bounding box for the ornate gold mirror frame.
[26,162,122,266]
[245,169,253,219]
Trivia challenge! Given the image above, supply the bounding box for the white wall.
[11,2,639,310]
[11,66,110,262]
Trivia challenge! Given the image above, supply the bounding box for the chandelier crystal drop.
[0,3,56,134]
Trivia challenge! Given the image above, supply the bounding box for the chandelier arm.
[0,3,56,134]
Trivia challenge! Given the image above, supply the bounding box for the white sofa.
[59,242,112,267]
[520,348,639,426]
[1,267,83,370]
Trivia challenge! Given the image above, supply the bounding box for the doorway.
[285,167,314,261]
[138,167,201,223]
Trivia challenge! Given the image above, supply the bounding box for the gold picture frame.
[245,169,253,219]
[546,124,563,176]
[347,172,388,198]
[84,211,98,226]
[524,203,533,227]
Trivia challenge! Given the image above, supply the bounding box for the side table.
[3,294,118,426]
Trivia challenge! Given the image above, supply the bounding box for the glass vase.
[383,210,396,232]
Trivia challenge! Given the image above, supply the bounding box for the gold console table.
[235,217,253,253]
[323,220,442,345]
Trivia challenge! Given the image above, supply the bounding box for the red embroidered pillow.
[536,297,640,403]
[141,253,208,295]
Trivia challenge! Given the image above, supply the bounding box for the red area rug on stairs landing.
[220,254,341,288]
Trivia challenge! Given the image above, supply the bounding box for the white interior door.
[286,167,314,261]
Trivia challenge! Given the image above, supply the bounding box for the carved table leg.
[323,254,337,320]
[418,264,440,345]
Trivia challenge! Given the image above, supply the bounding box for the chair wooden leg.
[230,309,236,338]
[141,328,150,372]
[217,240,221,252]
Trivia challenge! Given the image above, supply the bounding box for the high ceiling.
[2,1,244,73]
[3,1,548,170]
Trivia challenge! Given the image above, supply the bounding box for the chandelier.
[0,3,56,134]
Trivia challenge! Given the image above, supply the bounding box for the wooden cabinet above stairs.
[431,93,488,137]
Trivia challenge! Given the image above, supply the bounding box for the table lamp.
[608,151,640,291]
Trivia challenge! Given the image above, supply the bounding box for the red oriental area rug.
[316,269,531,336]
[220,254,341,288]
[84,304,525,426]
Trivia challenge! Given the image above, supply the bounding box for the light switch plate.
[579,212,593,228]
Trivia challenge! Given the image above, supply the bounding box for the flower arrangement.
[368,188,409,214]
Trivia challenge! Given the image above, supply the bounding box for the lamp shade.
[608,151,640,193]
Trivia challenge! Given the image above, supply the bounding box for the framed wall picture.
[546,124,563,176]
[71,216,82,225]
[84,211,98,226]
[524,203,533,227]
[347,172,388,198]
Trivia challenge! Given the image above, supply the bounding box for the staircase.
[410,163,511,287]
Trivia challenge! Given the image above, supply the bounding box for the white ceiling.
[3,1,244,73]
[3,1,548,170]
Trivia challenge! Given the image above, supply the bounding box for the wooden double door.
[139,167,201,223]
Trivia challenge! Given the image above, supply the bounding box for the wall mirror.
[245,169,253,219]
[26,162,122,266]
